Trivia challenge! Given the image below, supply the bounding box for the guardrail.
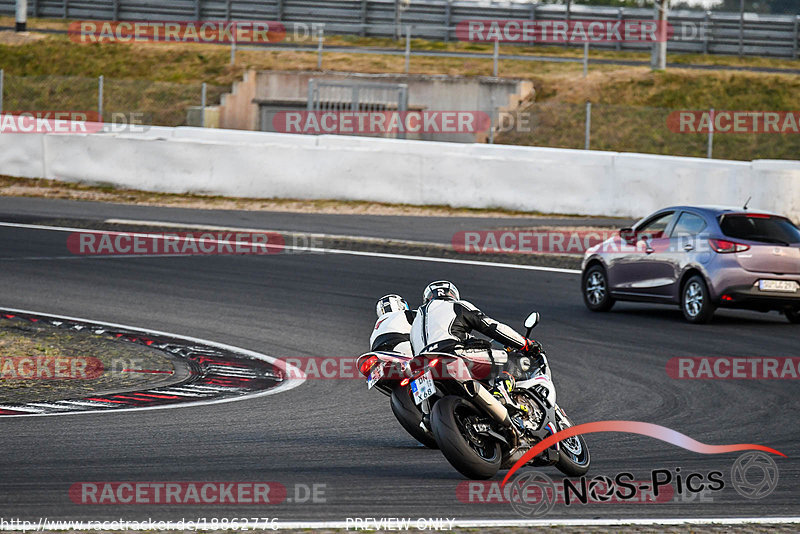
[0,1,798,59]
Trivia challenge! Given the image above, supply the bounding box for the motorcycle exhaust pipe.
[464,381,511,427]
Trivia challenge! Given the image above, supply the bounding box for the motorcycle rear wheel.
[390,387,438,449]
[431,395,501,479]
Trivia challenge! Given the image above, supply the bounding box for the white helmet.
[376,294,409,317]
[423,280,460,303]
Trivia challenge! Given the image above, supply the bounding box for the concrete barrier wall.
[1,126,798,220]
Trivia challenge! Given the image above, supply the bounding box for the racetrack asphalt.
[0,198,796,524]
[0,196,634,245]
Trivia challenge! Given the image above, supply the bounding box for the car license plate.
[366,364,384,389]
[410,371,435,405]
[758,280,798,293]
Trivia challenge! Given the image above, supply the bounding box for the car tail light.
[358,355,380,377]
[400,377,410,387]
[709,239,750,254]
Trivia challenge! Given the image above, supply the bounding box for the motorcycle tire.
[431,395,501,480]
[553,409,591,477]
[390,386,438,449]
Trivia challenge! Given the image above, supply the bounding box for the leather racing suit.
[370,309,415,357]
[409,298,555,405]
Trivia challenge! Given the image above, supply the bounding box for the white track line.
[106,217,445,247]
[0,221,582,275]
[0,307,306,418]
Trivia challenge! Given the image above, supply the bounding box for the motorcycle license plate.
[367,364,384,389]
[411,371,435,405]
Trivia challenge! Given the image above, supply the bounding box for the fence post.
[360,0,368,37]
[707,108,714,159]
[793,16,798,60]
[194,0,201,20]
[493,38,499,77]
[317,28,324,70]
[201,82,207,127]
[226,0,231,21]
[703,11,710,54]
[738,0,744,57]
[444,0,451,42]
[616,8,622,51]
[405,25,411,73]
[583,42,588,77]
[529,3,536,46]
[98,75,104,123]
[63,0,67,19]
[0,69,4,114]
[230,37,236,65]
[32,0,38,19]
[277,0,284,21]
[651,0,667,70]
[394,0,401,40]
[307,79,315,111]
[584,101,591,150]
[489,92,495,144]
[397,85,407,140]
[16,0,27,32]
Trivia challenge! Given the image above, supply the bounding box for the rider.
[409,280,554,404]
[370,294,415,357]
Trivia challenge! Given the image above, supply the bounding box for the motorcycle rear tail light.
[359,355,380,376]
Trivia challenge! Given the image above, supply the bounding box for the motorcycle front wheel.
[431,395,501,479]
[553,407,591,476]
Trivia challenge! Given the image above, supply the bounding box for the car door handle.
[684,243,694,251]
[645,246,655,254]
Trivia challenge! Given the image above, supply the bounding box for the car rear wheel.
[785,308,800,324]
[582,265,614,312]
[681,275,716,324]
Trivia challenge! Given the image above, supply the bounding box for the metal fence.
[1,72,797,160]
[496,102,800,162]
[0,71,228,126]
[1,1,798,59]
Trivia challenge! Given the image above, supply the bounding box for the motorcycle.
[397,311,590,480]
[355,349,438,449]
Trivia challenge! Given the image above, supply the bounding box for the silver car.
[581,206,800,323]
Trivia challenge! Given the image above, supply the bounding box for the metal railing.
[0,0,798,59]
[307,78,408,138]
[0,72,227,126]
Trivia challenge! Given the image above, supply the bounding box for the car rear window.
[719,214,800,245]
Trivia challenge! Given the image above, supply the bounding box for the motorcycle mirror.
[524,311,540,337]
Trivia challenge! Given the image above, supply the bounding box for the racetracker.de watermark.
[667,111,800,134]
[453,230,618,255]
[667,357,800,380]
[272,111,491,136]
[69,20,286,44]
[0,111,150,134]
[0,356,103,380]
[0,112,101,134]
[68,482,326,505]
[279,356,490,381]
[455,19,670,43]
[66,231,326,255]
